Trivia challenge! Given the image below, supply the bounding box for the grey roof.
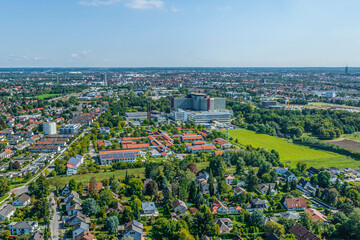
[0,204,16,217]
[12,221,37,229]
[16,194,31,203]
[73,222,89,232]
[141,202,157,211]
[100,151,136,161]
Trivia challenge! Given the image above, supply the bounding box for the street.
[49,191,61,240]
[0,128,89,207]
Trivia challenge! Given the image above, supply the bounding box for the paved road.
[49,191,61,240]
[0,128,89,207]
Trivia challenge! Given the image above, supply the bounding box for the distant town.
[0,67,359,240]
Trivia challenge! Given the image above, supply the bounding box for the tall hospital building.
[171,93,231,123]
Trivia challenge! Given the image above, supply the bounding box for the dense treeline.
[229,102,360,139]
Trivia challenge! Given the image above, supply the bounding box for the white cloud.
[3,55,46,62]
[78,0,122,6]
[125,0,163,9]
[78,0,163,9]
[70,50,92,58]
[171,6,180,12]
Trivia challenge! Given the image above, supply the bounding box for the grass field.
[226,129,360,169]
[34,93,59,99]
[47,168,145,188]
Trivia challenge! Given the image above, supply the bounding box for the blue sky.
[0,0,359,67]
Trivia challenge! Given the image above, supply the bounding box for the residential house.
[282,198,307,211]
[304,208,330,223]
[297,179,316,194]
[212,138,232,148]
[257,183,277,195]
[244,198,269,212]
[60,185,71,196]
[30,230,44,240]
[67,212,91,226]
[73,222,89,239]
[211,199,241,214]
[307,167,320,176]
[141,202,158,216]
[75,231,95,240]
[12,194,31,207]
[172,199,187,214]
[289,224,320,240]
[0,204,16,221]
[225,173,235,184]
[64,191,80,203]
[233,186,245,195]
[122,220,144,240]
[282,171,298,182]
[329,167,340,175]
[65,197,81,211]
[9,221,38,235]
[67,204,83,216]
[215,218,233,233]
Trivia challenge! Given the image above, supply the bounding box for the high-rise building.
[171,93,231,123]
[43,122,57,135]
[171,93,226,111]
[345,66,349,75]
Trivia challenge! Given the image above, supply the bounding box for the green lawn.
[47,168,145,188]
[227,129,360,169]
[33,93,59,99]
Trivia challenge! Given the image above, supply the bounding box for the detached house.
[282,198,307,211]
[257,183,277,194]
[122,220,144,240]
[12,194,31,207]
[215,218,233,233]
[9,221,38,235]
[282,171,298,182]
[0,204,16,221]
[172,199,187,214]
[244,198,269,212]
[141,202,158,216]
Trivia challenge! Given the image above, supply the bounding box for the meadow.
[48,168,145,188]
[226,129,360,169]
[33,93,59,99]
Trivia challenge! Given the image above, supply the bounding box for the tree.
[0,176,10,197]
[29,175,49,198]
[121,206,133,224]
[296,162,307,174]
[299,212,313,231]
[144,180,158,197]
[131,197,141,220]
[33,198,50,222]
[188,181,198,203]
[82,198,99,216]
[317,171,331,188]
[128,178,143,196]
[187,163,198,175]
[325,188,339,206]
[69,179,77,191]
[12,161,21,170]
[100,189,114,207]
[104,216,119,234]
[265,220,285,237]
[209,156,226,177]
[250,210,265,226]
[88,177,99,197]
[246,169,258,192]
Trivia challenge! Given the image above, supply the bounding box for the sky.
[0,0,360,67]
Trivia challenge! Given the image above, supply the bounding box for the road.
[49,191,61,240]
[0,128,89,207]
